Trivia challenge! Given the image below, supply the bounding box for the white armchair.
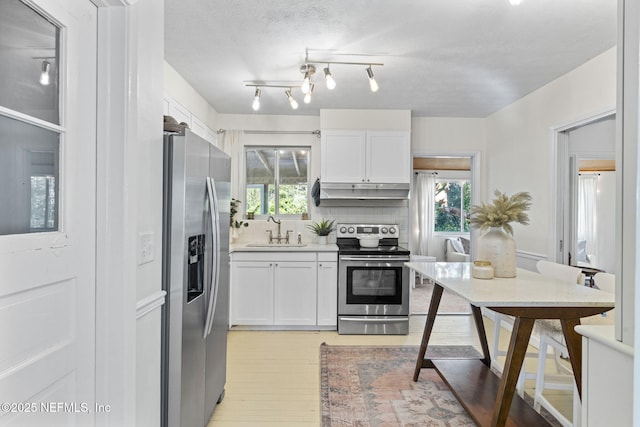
[444,237,470,262]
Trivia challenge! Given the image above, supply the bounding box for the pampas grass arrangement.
[470,190,532,235]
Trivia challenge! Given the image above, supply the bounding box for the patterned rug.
[320,345,478,426]
[320,345,563,427]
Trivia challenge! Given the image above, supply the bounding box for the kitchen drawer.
[231,251,316,262]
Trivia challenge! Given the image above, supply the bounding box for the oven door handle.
[339,317,410,323]
[340,256,410,262]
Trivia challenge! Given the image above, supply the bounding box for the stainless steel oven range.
[336,223,410,335]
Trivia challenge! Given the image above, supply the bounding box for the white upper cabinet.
[366,131,411,183]
[321,130,366,183]
[321,130,410,184]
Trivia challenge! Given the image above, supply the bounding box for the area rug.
[320,345,478,426]
[320,345,563,427]
[411,280,471,315]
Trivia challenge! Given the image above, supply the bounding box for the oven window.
[346,266,403,304]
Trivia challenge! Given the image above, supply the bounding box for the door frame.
[549,107,616,265]
[93,1,138,425]
[409,151,481,260]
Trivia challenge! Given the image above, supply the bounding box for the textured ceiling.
[164,0,617,118]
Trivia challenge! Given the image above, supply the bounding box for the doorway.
[410,155,479,315]
[557,114,616,275]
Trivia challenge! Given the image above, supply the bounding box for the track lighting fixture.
[305,50,383,94]
[366,66,379,92]
[323,66,336,90]
[252,88,261,111]
[243,49,383,111]
[39,60,51,86]
[285,89,299,109]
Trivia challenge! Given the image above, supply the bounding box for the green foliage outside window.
[434,181,471,232]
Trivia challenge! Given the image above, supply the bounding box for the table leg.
[412,283,443,382]
[470,305,491,367]
[491,316,535,427]
[561,317,583,399]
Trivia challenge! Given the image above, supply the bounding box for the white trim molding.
[136,291,166,320]
[92,0,137,7]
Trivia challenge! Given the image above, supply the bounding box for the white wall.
[484,47,617,257]
[164,61,219,130]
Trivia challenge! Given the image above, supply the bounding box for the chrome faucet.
[267,216,282,243]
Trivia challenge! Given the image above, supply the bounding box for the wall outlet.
[138,232,155,265]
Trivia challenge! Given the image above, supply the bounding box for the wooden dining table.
[405,261,615,427]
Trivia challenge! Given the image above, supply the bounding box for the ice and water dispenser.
[187,234,205,302]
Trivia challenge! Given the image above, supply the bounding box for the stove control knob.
[339,226,347,234]
[381,227,388,234]
[347,226,355,234]
[389,226,397,234]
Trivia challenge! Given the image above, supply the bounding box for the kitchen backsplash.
[234,205,409,245]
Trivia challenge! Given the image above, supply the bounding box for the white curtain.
[415,172,436,256]
[218,130,244,199]
[577,174,598,260]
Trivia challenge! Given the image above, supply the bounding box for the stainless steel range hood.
[320,182,410,200]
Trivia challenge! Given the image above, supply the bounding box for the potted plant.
[306,218,335,244]
[470,190,532,277]
[230,198,249,241]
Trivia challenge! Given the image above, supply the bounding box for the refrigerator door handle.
[204,176,221,338]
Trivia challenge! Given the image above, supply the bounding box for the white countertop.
[405,261,615,308]
[575,325,634,357]
[230,242,339,252]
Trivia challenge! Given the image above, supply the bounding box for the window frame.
[243,145,311,218]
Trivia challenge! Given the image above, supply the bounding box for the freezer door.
[204,143,231,421]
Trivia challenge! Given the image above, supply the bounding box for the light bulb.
[286,90,298,110]
[366,66,379,92]
[39,60,51,86]
[301,72,311,94]
[324,66,336,90]
[252,88,261,111]
[509,0,522,5]
[304,83,314,104]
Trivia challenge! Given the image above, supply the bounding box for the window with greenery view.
[245,147,309,216]
[434,180,471,232]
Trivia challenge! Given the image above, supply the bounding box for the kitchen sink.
[245,243,307,248]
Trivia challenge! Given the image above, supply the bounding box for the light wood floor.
[206,314,573,426]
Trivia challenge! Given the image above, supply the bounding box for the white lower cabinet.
[317,254,338,326]
[230,261,273,325]
[231,251,337,328]
[273,261,317,325]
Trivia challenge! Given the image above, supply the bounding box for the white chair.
[409,254,436,288]
[532,260,583,427]
[592,271,615,294]
[444,237,470,262]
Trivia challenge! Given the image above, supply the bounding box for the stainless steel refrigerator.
[162,129,230,427]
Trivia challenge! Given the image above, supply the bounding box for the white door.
[0,0,97,425]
